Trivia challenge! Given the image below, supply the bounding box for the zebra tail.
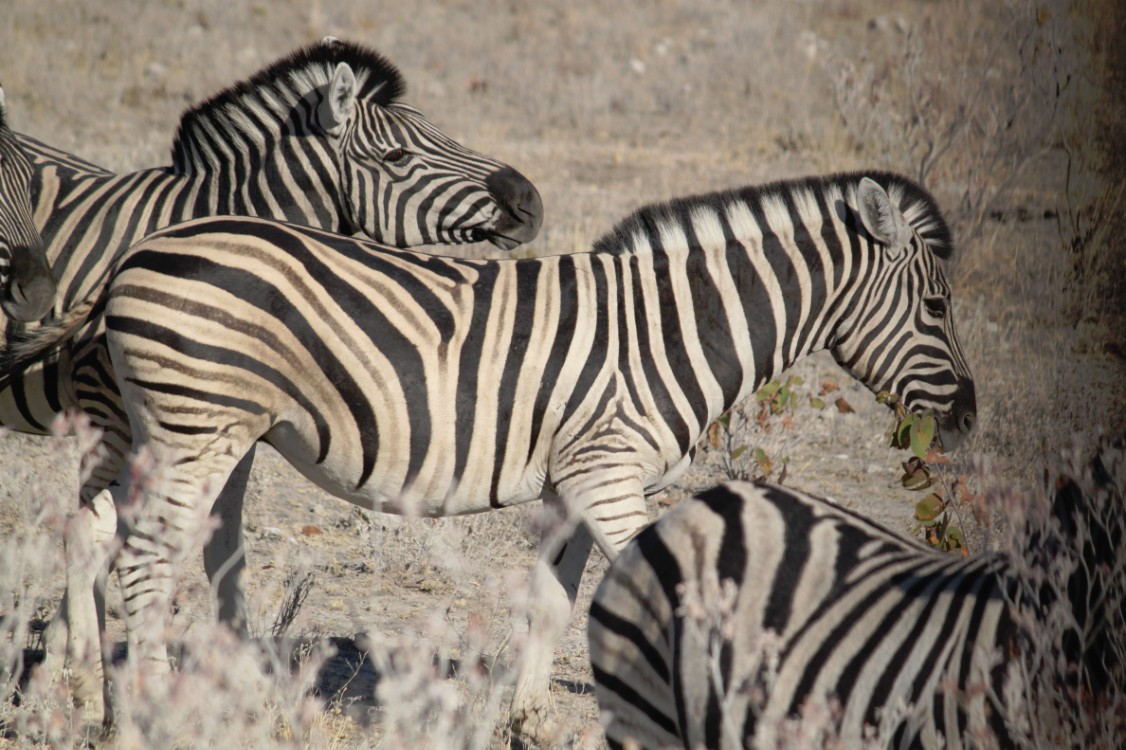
[0,294,103,375]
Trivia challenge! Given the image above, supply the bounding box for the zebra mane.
[592,170,954,261]
[170,38,406,173]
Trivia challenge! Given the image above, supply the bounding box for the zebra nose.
[484,166,544,249]
[937,377,976,452]
[3,247,57,321]
[955,377,977,436]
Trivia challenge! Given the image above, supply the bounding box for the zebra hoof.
[61,665,108,728]
[510,703,564,747]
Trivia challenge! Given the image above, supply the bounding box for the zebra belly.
[264,423,550,517]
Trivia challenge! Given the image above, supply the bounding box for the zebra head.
[170,39,543,252]
[0,86,54,322]
[830,175,976,452]
[315,40,543,250]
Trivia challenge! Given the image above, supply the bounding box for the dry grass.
[1,0,1124,747]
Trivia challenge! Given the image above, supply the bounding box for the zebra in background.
[0,85,54,322]
[4,36,542,440]
[16,170,976,741]
[0,37,541,719]
[588,439,1126,750]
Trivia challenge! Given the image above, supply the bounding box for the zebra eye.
[383,147,409,165]
[923,296,948,319]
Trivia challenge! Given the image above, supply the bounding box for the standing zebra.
[588,440,1126,750]
[0,86,55,322]
[17,171,975,741]
[1,37,541,718]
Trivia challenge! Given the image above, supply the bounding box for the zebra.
[0,37,542,718]
[0,85,55,322]
[16,170,976,740]
[587,439,1126,749]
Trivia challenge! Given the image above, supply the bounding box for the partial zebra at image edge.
[587,434,1126,750]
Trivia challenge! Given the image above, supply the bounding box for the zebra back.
[589,438,1126,749]
[589,482,1017,749]
[0,86,54,322]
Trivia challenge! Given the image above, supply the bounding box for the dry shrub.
[991,437,1126,749]
[828,0,1079,241]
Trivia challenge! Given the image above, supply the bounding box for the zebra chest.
[546,388,694,495]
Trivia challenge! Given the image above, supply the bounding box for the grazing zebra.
[18,170,975,740]
[0,86,55,322]
[0,37,541,718]
[587,439,1126,750]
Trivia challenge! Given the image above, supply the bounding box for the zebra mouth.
[937,419,970,453]
[487,231,524,251]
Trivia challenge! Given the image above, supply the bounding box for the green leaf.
[752,447,772,476]
[788,375,804,387]
[894,414,914,448]
[757,381,781,401]
[730,445,747,462]
[915,493,945,522]
[809,396,826,410]
[910,415,937,459]
[945,525,965,550]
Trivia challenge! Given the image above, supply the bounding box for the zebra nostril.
[485,166,544,240]
[960,411,976,434]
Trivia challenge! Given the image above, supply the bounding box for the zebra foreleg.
[203,447,254,638]
[510,507,595,746]
[36,427,129,727]
[510,471,650,745]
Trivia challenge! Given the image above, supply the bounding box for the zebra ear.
[320,62,357,131]
[857,177,912,253]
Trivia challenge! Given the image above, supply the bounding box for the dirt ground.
[1,1,1124,748]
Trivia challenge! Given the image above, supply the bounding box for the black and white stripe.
[0,38,542,722]
[0,86,54,322]
[26,170,974,738]
[588,441,1125,749]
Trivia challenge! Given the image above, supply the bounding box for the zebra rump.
[588,438,1125,749]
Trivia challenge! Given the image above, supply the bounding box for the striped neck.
[601,181,862,427]
[169,40,404,176]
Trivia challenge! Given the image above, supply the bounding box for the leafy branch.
[879,391,983,554]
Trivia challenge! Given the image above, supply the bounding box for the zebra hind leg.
[111,451,239,709]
